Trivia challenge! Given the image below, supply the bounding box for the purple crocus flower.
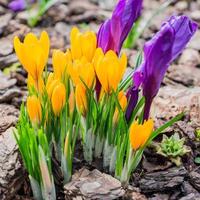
[96,0,143,99]
[97,0,143,55]
[8,0,26,11]
[132,15,197,120]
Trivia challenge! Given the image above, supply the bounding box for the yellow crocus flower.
[75,84,87,116]
[14,31,50,81]
[68,56,95,89]
[129,119,154,151]
[52,49,72,80]
[46,73,60,98]
[113,91,127,124]
[51,82,66,116]
[27,95,42,124]
[70,27,97,62]
[95,49,127,93]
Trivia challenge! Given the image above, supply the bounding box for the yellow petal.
[129,119,154,151]
[39,31,50,65]
[118,52,127,82]
[75,84,87,116]
[129,121,142,151]
[47,79,60,98]
[24,33,38,44]
[93,48,104,71]
[79,62,95,88]
[13,36,29,72]
[118,91,127,110]
[81,31,97,61]
[51,82,66,116]
[70,27,82,60]
[113,91,127,124]
[140,119,154,146]
[27,95,42,124]
[52,49,68,79]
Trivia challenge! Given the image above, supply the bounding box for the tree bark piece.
[189,171,200,191]
[139,167,187,193]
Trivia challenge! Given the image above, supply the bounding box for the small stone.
[179,49,200,67]
[69,0,97,15]
[0,54,18,69]
[125,190,147,200]
[0,13,13,30]
[0,71,17,90]
[64,168,125,199]
[0,38,13,56]
[153,86,200,128]
[166,64,200,87]
[47,4,70,22]
[55,22,71,39]
[0,5,6,15]
[0,88,22,103]
[99,0,117,10]
[175,1,188,11]
[191,10,200,21]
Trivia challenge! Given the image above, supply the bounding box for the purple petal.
[119,0,142,51]
[125,87,139,121]
[168,15,198,60]
[97,0,143,54]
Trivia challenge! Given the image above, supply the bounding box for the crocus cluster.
[13,0,197,198]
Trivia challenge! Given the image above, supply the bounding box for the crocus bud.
[46,78,60,99]
[70,27,97,62]
[94,48,127,93]
[97,0,143,54]
[14,31,50,82]
[75,84,87,116]
[133,15,197,120]
[52,49,72,80]
[68,56,95,89]
[51,82,66,116]
[27,95,42,124]
[129,119,154,151]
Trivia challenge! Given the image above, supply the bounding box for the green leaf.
[148,113,184,145]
